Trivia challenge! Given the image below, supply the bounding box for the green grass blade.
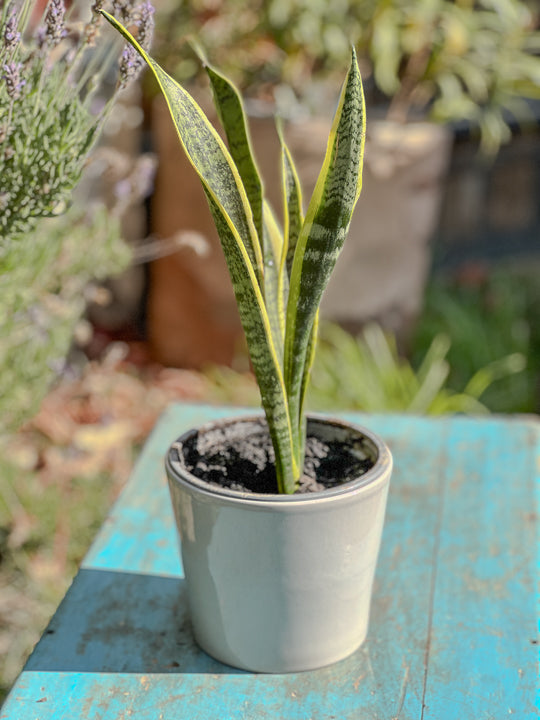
[463,353,527,400]
[284,47,366,437]
[100,10,264,286]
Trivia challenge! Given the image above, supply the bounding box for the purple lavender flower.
[2,62,25,100]
[34,25,47,51]
[83,1,104,46]
[3,5,21,53]
[117,2,155,89]
[118,43,143,89]
[135,1,155,52]
[44,0,66,48]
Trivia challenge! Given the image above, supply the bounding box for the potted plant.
[102,11,393,672]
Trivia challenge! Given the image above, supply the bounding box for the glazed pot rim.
[165,413,392,507]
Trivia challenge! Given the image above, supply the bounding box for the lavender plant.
[0,207,131,431]
[0,0,155,432]
[0,0,154,245]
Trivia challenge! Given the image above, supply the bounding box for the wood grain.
[2,405,537,719]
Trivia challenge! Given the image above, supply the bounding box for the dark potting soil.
[172,418,376,495]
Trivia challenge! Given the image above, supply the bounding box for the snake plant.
[102,10,366,494]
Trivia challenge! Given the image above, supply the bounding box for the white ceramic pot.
[166,415,392,673]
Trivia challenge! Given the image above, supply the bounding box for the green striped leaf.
[203,62,265,250]
[277,122,304,283]
[262,200,285,354]
[204,189,297,492]
[297,309,319,465]
[284,48,366,440]
[100,11,264,288]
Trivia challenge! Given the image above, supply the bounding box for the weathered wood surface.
[2,404,538,719]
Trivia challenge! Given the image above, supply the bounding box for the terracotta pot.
[166,414,392,672]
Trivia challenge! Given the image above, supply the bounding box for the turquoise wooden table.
[2,404,539,719]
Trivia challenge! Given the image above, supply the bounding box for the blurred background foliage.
[310,321,526,415]
[0,0,148,698]
[413,268,540,413]
[153,0,540,151]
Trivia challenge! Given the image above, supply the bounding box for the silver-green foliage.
[0,206,130,433]
[102,10,366,493]
[0,1,150,431]
[1,1,94,243]
[370,0,540,154]
[0,1,152,246]
[0,45,96,242]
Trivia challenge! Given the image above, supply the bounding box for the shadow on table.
[25,568,247,675]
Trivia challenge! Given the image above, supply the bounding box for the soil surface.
[172,418,376,494]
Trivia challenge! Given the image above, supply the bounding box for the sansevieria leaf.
[285,48,366,448]
[203,61,265,251]
[277,121,304,284]
[204,189,297,490]
[100,12,264,287]
[262,201,285,354]
[101,10,298,492]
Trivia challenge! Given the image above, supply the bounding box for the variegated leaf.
[204,189,297,491]
[296,310,319,465]
[277,122,304,282]
[284,48,366,438]
[203,62,265,249]
[262,200,285,355]
[100,11,264,287]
